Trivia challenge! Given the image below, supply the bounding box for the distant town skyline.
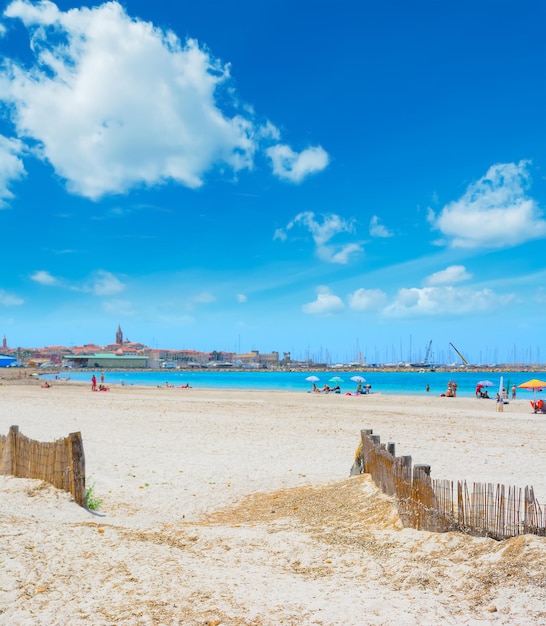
[1,326,545,368]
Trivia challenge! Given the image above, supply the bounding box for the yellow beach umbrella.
[518,379,546,389]
[518,379,546,402]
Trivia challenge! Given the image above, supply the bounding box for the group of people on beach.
[312,382,340,394]
[91,373,109,392]
[311,380,372,395]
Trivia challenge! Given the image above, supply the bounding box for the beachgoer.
[312,382,320,393]
[355,381,363,394]
[511,384,516,400]
[322,384,331,393]
[452,380,457,397]
[100,372,105,384]
[496,392,503,412]
[425,384,430,392]
[91,374,97,391]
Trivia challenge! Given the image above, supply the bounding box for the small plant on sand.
[85,483,103,511]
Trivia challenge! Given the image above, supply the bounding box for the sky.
[0,0,545,365]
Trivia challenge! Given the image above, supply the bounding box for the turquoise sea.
[42,369,543,398]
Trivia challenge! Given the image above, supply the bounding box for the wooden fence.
[0,425,86,507]
[352,429,546,540]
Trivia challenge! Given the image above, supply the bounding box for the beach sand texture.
[1,378,545,625]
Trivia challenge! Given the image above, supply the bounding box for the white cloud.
[429,161,546,248]
[272,228,287,242]
[1,1,326,199]
[30,270,59,286]
[266,144,329,183]
[88,270,125,296]
[425,265,472,286]
[289,211,353,245]
[348,288,387,311]
[383,286,513,317]
[278,211,362,264]
[193,292,215,304]
[237,293,247,303]
[369,215,392,238]
[302,286,344,315]
[0,135,25,206]
[0,289,23,306]
[317,243,362,264]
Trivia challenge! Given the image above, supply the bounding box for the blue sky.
[0,0,545,364]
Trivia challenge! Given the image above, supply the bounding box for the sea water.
[41,369,541,398]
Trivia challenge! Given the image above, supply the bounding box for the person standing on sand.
[452,380,457,397]
[91,374,97,391]
[511,384,517,399]
[100,372,105,384]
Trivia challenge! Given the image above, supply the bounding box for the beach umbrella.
[518,379,546,389]
[329,376,344,382]
[518,378,546,402]
[476,380,494,387]
[305,375,320,382]
[350,375,366,383]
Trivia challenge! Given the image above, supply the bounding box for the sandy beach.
[1,375,545,625]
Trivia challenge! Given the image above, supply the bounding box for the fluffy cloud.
[1,1,327,199]
[30,270,59,286]
[383,286,513,317]
[0,135,25,206]
[237,293,247,303]
[302,286,344,315]
[429,161,546,248]
[276,211,362,264]
[88,270,125,296]
[266,144,329,183]
[348,288,387,311]
[425,265,472,286]
[369,215,392,238]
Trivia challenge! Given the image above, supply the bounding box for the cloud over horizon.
[429,161,546,249]
[302,286,344,315]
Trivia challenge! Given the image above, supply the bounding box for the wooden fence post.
[68,432,86,507]
[8,425,19,476]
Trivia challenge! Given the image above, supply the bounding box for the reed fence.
[352,428,546,540]
[0,425,86,507]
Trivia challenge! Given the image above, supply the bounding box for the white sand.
[1,382,545,625]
